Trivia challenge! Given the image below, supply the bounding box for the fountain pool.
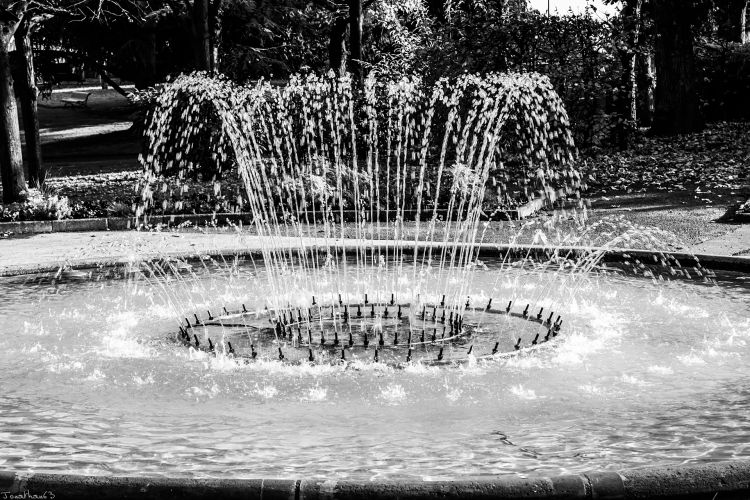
[1,252,749,480]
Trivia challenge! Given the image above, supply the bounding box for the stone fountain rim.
[1,242,749,278]
[1,460,750,499]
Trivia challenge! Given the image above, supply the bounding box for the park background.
[0,0,748,253]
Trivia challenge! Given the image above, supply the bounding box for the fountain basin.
[2,460,750,499]
[1,246,748,480]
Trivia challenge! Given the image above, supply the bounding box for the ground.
[0,83,748,262]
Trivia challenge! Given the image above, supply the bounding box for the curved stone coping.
[1,461,750,499]
[1,240,749,277]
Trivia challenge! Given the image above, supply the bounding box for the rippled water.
[1,257,749,479]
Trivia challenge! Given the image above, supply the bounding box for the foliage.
[420,7,624,149]
[581,121,750,196]
[0,188,71,222]
[137,72,578,220]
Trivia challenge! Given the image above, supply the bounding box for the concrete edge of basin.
[2,242,749,277]
[1,461,750,499]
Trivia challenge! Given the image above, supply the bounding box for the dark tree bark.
[651,0,701,135]
[0,6,28,203]
[348,0,362,82]
[329,16,348,75]
[192,0,211,71]
[208,0,221,71]
[717,0,748,43]
[14,17,43,188]
[615,0,642,149]
[636,50,655,126]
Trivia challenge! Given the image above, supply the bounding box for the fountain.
[136,71,579,363]
[0,72,748,487]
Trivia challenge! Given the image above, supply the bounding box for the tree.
[0,1,28,203]
[14,14,43,187]
[651,0,701,135]
[348,0,362,80]
[0,0,153,203]
[614,0,642,149]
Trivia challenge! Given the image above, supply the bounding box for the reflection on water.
[0,258,748,479]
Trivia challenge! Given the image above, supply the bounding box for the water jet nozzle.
[506,301,512,313]
[223,307,229,315]
[308,330,313,346]
[207,310,213,321]
[537,307,544,320]
[194,313,201,325]
[531,333,539,345]
[312,296,316,306]
[514,338,522,350]
[440,310,446,324]
[523,304,529,318]
[466,298,470,308]
[383,306,389,318]
[251,344,257,359]
[379,332,384,347]
[338,293,342,306]
[348,332,354,347]
[341,349,346,361]
[320,331,326,345]
[227,342,235,355]
[390,293,395,306]
[185,317,191,328]
[467,345,473,356]
[242,304,248,313]
[193,335,200,348]
[546,311,554,324]
[406,349,412,362]
[492,342,499,355]
[334,331,340,346]
[486,298,493,310]
[431,329,437,343]
[420,329,425,343]
[544,329,551,342]
[363,332,369,348]
[374,349,379,362]
[371,304,375,318]
[365,293,369,305]
[393,332,398,345]
[308,348,314,362]
[397,305,402,319]
[437,347,444,361]
[343,305,349,322]
[208,338,214,351]
[278,347,285,361]
[357,305,362,317]
[440,295,446,307]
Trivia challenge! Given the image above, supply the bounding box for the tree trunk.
[209,0,221,72]
[192,0,211,71]
[329,17,348,75]
[349,0,362,82]
[717,0,748,43]
[0,39,27,203]
[616,0,641,149]
[14,21,42,188]
[636,50,655,126]
[651,0,701,135]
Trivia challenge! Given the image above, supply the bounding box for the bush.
[419,8,622,150]
[0,189,72,222]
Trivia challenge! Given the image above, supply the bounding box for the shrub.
[0,189,72,222]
